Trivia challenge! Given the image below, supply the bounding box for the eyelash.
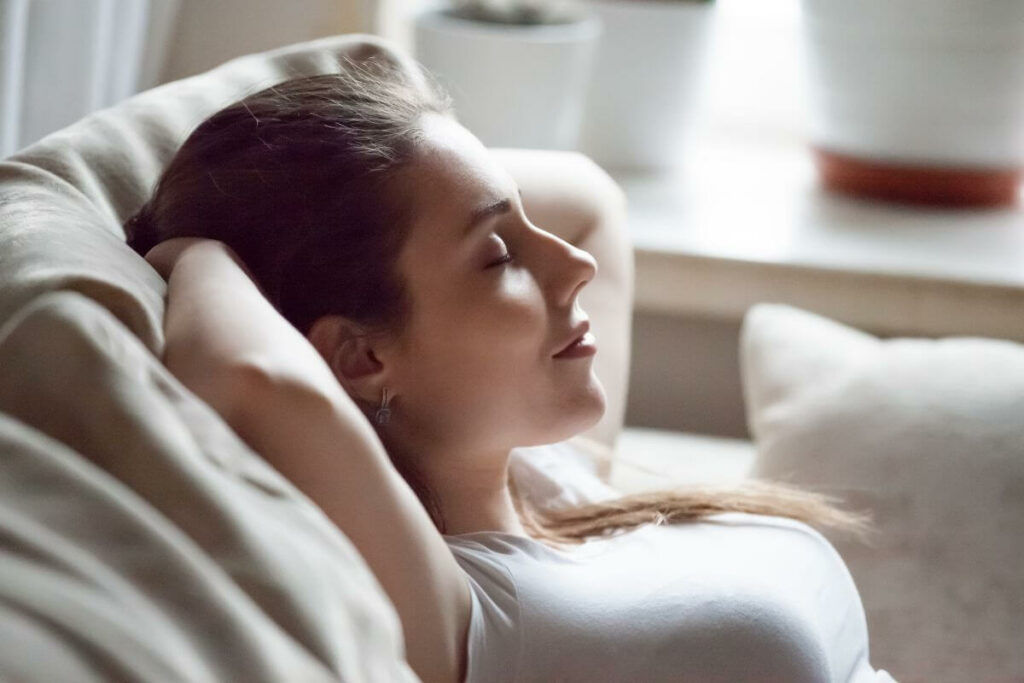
[487,251,513,269]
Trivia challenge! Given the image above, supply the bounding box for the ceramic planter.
[413,8,602,150]
[801,0,1024,206]
[577,0,716,171]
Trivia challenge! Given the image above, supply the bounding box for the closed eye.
[487,251,513,268]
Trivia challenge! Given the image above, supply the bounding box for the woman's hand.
[145,237,220,280]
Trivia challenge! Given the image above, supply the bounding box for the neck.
[437,472,528,537]
[379,421,531,537]
[420,446,528,537]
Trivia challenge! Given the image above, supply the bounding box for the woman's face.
[383,113,606,454]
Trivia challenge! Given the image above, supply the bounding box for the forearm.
[158,239,345,425]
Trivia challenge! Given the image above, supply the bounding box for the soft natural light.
[400,0,808,146]
[696,0,806,145]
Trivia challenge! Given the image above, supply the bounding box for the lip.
[552,320,596,358]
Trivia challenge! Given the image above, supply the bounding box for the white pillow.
[740,303,1024,683]
[509,438,621,511]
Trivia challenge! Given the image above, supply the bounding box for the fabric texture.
[509,438,622,511]
[0,33,437,683]
[445,512,897,683]
[0,291,418,681]
[739,302,1024,683]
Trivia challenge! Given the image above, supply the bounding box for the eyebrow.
[463,188,523,237]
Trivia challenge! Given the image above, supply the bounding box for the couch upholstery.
[0,33,442,683]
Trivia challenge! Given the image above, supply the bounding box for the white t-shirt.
[443,512,899,683]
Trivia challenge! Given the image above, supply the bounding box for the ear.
[306,315,389,404]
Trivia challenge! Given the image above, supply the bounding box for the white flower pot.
[577,0,716,171]
[801,0,1024,205]
[413,8,601,150]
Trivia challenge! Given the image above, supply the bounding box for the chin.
[577,382,608,432]
[528,377,607,447]
[578,371,607,417]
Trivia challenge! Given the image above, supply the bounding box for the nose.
[538,228,598,307]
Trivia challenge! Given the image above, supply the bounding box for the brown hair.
[126,55,873,549]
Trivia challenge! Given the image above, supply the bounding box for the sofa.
[0,32,1020,683]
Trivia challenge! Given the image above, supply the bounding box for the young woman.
[127,56,896,683]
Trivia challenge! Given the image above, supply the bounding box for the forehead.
[402,113,515,228]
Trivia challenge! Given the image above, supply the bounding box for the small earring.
[375,386,392,426]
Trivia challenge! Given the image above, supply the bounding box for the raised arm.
[150,238,471,683]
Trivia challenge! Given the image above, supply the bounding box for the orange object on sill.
[813,148,1024,208]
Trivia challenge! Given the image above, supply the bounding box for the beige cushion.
[0,291,418,681]
[740,302,1024,683]
[0,33,432,681]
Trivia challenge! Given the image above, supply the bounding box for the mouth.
[553,320,596,359]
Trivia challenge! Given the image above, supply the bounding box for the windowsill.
[611,133,1024,341]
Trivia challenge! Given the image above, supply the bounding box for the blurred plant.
[448,0,586,25]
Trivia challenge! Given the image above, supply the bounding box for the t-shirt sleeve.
[446,539,523,683]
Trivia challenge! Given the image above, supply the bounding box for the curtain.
[0,0,179,158]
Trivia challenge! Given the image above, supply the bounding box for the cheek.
[470,280,547,356]
[408,279,547,375]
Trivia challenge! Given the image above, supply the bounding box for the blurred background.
[4,0,1024,442]
[1,0,805,161]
